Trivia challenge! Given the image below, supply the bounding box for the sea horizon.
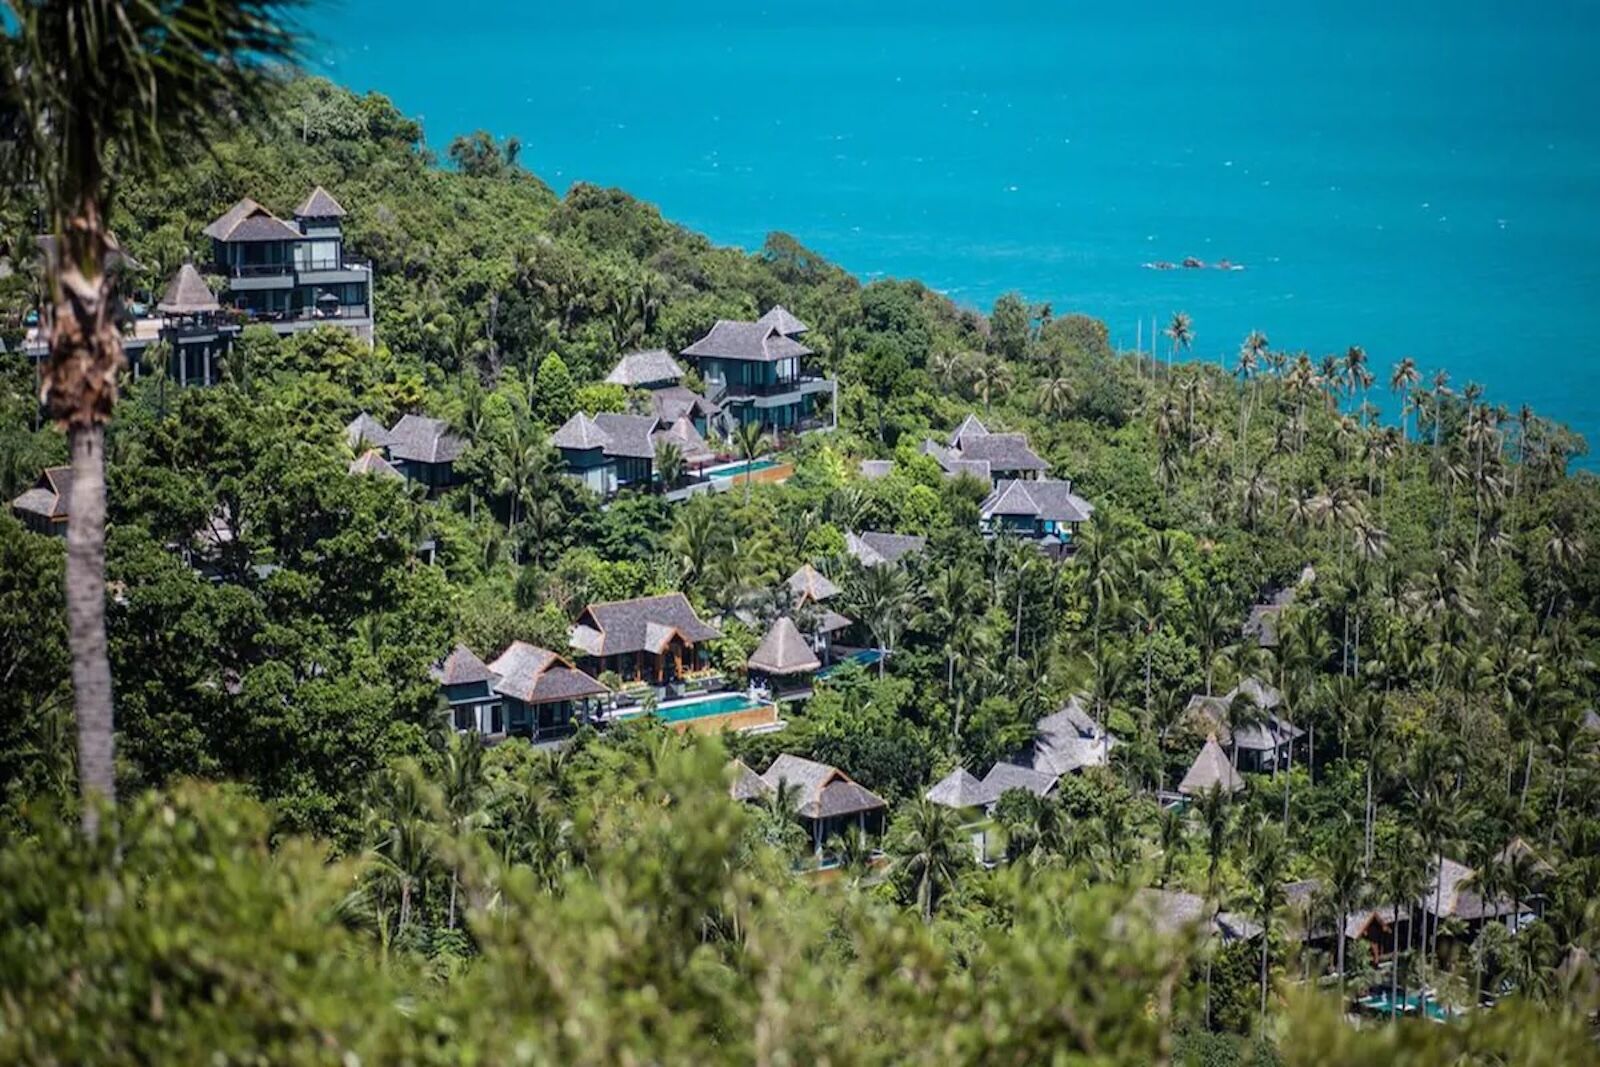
[317,0,1600,457]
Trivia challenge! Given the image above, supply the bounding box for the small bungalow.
[344,412,467,492]
[925,767,995,862]
[980,478,1094,555]
[432,641,609,740]
[1027,696,1115,775]
[1178,735,1245,796]
[570,592,721,691]
[747,616,821,701]
[754,753,888,855]
[1242,568,1314,648]
[1181,677,1302,773]
[9,466,71,536]
[1132,888,1262,944]
[606,349,722,436]
[786,562,852,660]
[152,262,230,386]
[921,415,1050,485]
[845,530,926,568]
[551,410,713,497]
[978,762,1059,805]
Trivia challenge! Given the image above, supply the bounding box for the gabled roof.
[10,466,71,521]
[387,415,467,465]
[293,185,347,218]
[202,198,301,242]
[432,644,495,686]
[1178,736,1245,795]
[551,412,609,451]
[754,304,809,337]
[1419,856,1485,919]
[729,759,772,802]
[845,530,926,568]
[956,432,1048,473]
[606,349,684,386]
[648,385,720,424]
[979,762,1058,803]
[156,263,219,315]
[949,414,989,448]
[748,616,821,676]
[981,479,1093,523]
[592,413,660,460]
[345,412,394,451]
[572,593,720,658]
[787,563,841,604]
[760,754,886,820]
[652,416,713,464]
[487,641,607,705]
[1031,698,1113,776]
[349,449,403,479]
[681,320,813,363]
[925,767,988,809]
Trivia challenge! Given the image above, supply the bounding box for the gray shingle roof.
[551,413,609,451]
[956,432,1049,473]
[387,415,467,465]
[1133,888,1262,942]
[754,304,809,337]
[202,198,301,242]
[787,563,841,603]
[748,616,821,675]
[814,609,853,634]
[981,479,1094,523]
[681,320,813,363]
[648,385,720,423]
[156,263,220,315]
[979,762,1058,803]
[345,413,394,451]
[760,754,886,819]
[349,449,403,479]
[1031,699,1113,776]
[590,413,659,460]
[925,767,988,808]
[573,593,720,657]
[729,759,772,801]
[653,416,714,464]
[1178,736,1245,795]
[487,641,607,705]
[845,531,927,567]
[10,466,71,520]
[293,186,347,218]
[607,349,684,386]
[949,414,988,447]
[433,644,494,686]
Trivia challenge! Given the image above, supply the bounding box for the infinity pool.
[705,457,786,477]
[655,692,769,722]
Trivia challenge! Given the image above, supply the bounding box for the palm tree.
[438,732,488,928]
[1164,311,1193,368]
[1038,375,1075,418]
[1354,694,1389,868]
[967,356,1012,411]
[732,419,769,504]
[1246,821,1289,1023]
[1380,830,1428,1024]
[1157,806,1187,887]
[1320,830,1366,984]
[654,439,685,494]
[1390,357,1420,440]
[1194,783,1233,1028]
[2,0,301,838]
[848,563,914,679]
[891,798,967,922]
[929,349,965,393]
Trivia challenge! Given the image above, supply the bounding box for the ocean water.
[318,0,1600,452]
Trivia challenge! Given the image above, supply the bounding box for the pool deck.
[608,694,782,735]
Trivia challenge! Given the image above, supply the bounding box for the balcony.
[716,373,833,400]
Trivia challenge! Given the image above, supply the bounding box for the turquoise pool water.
[817,650,884,678]
[707,458,786,477]
[656,693,767,722]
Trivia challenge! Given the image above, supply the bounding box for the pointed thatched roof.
[754,304,808,337]
[787,563,841,604]
[348,449,403,480]
[156,263,219,315]
[729,759,771,802]
[925,767,987,809]
[294,185,347,218]
[748,616,821,676]
[1179,735,1245,795]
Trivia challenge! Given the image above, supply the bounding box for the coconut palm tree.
[1164,311,1193,368]
[891,798,967,922]
[1320,829,1366,984]
[847,562,914,679]
[437,731,488,928]
[1157,806,1187,887]
[654,439,685,494]
[929,349,965,393]
[732,419,770,504]
[1380,830,1428,1023]
[1,0,302,838]
[967,355,1012,411]
[1038,375,1075,418]
[1246,820,1289,1022]
[1390,357,1420,439]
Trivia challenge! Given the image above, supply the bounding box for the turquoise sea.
[319,1,1600,453]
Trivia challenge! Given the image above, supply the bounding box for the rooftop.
[1178,736,1245,795]
[787,563,841,604]
[925,767,989,809]
[571,593,720,658]
[293,185,347,218]
[202,198,302,243]
[747,616,821,676]
[754,304,809,337]
[606,349,684,387]
[387,415,468,465]
[845,530,926,568]
[10,466,71,521]
[681,319,813,363]
[981,479,1094,524]
[760,754,886,820]
[156,263,220,315]
[487,641,607,705]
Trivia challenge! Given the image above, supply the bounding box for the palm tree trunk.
[65,422,116,839]
[1364,761,1375,868]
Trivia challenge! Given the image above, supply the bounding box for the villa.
[920,415,1049,484]
[9,466,71,536]
[1178,735,1245,796]
[433,642,609,741]
[786,563,853,661]
[1181,677,1303,773]
[740,754,888,856]
[606,349,723,437]
[550,410,712,497]
[680,305,836,434]
[747,616,822,702]
[569,593,721,692]
[979,479,1094,555]
[202,187,374,342]
[1132,888,1262,944]
[346,412,468,492]
[927,698,1115,813]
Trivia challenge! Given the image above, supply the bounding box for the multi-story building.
[680,305,836,434]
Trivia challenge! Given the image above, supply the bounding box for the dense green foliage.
[2,75,1599,1062]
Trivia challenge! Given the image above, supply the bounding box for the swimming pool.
[817,649,884,678]
[655,692,768,722]
[705,457,786,477]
